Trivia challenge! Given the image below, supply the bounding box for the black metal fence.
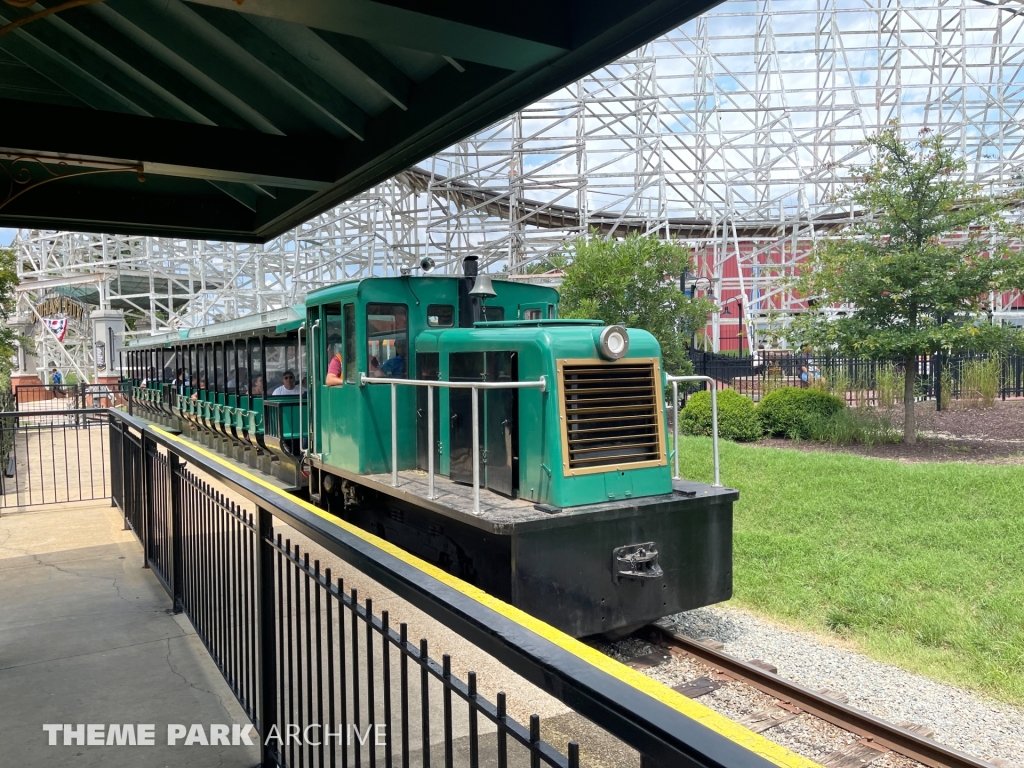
[689,348,1024,407]
[14,382,125,412]
[109,409,774,768]
[0,408,110,509]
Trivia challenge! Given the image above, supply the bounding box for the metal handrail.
[360,374,547,515]
[666,374,721,487]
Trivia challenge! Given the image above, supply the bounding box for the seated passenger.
[271,371,301,396]
[190,376,207,400]
[380,339,407,378]
[251,375,264,396]
[325,335,344,387]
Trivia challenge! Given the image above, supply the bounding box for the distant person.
[379,339,407,378]
[325,335,344,387]
[191,376,207,400]
[236,367,249,395]
[799,364,821,387]
[368,355,381,377]
[271,371,301,396]
[251,375,264,396]
[51,367,63,398]
[753,343,767,375]
[174,368,186,394]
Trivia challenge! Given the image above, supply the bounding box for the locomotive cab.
[305,272,735,637]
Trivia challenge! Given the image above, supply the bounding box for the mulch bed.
[755,399,1024,463]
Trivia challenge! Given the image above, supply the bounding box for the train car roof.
[126,306,304,348]
[305,275,559,306]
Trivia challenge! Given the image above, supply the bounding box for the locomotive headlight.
[598,325,629,360]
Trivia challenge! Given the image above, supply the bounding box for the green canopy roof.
[0,0,722,243]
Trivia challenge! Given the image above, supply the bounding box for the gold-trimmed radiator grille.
[558,359,666,475]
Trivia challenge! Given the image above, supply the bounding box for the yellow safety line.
[152,426,821,768]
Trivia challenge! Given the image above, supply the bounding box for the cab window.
[482,305,504,322]
[344,303,356,384]
[324,305,342,382]
[427,304,454,327]
[367,303,408,379]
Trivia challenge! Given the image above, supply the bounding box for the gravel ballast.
[655,606,1024,765]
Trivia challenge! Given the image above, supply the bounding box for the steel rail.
[656,628,999,768]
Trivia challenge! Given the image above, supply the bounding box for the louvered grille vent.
[561,361,663,472]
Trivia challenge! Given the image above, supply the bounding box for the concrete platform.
[0,502,260,767]
[0,488,640,767]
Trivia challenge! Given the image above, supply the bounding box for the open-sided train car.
[124,260,736,637]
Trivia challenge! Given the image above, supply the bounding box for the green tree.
[525,253,569,274]
[558,234,714,374]
[791,126,1024,442]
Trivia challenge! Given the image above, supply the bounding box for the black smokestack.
[459,256,480,327]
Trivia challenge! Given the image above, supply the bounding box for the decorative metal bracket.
[0,155,144,212]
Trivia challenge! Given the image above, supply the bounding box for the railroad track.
[644,626,1000,768]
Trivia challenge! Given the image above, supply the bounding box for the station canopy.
[0,0,721,243]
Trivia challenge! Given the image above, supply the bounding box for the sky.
[0,229,15,247]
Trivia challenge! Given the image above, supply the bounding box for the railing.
[108,407,779,768]
[667,376,721,487]
[15,382,124,412]
[359,375,547,515]
[0,407,111,508]
[689,348,1024,407]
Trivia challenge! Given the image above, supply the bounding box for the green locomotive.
[124,258,736,637]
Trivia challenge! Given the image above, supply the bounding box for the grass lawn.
[677,437,1024,705]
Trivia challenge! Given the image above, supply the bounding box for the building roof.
[0,0,722,243]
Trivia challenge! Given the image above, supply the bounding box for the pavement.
[0,502,260,767]
[0,493,641,768]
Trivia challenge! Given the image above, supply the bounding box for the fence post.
[141,432,151,570]
[934,353,943,412]
[256,507,278,767]
[169,452,184,613]
[120,421,129,530]
[109,416,117,509]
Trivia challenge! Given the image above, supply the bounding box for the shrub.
[680,389,762,442]
[758,387,846,439]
